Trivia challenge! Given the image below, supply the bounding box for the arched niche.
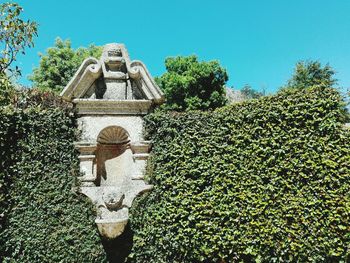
[95,126,133,186]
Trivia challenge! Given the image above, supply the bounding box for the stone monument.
[60,43,164,239]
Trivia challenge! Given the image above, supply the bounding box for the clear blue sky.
[15,0,350,94]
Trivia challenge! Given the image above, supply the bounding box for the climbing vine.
[0,90,107,262]
[129,86,350,262]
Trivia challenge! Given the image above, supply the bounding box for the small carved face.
[107,48,122,57]
[103,191,125,211]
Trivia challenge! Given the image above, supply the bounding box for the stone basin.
[95,218,128,239]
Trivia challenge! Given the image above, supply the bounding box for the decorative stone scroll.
[60,43,164,239]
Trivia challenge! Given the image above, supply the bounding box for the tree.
[156,55,228,111]
[0,2,37,75]
[283,60,337,90]
[240,84,264,100]
[0,2,37,105]
[29,38,102,93]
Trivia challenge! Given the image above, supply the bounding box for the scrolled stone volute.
[60,43,164,115]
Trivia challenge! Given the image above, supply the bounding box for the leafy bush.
[129,86,350,262]
[29,38,102,93]
[0,90,107,262]
[156,55,228,111]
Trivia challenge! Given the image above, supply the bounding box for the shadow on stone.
[101,223,133,263]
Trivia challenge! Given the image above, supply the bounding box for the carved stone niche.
[60,43,164,239]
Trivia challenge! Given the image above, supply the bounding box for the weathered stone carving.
[60,43,164,239]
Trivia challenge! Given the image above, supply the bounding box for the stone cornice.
[72,99,153,115]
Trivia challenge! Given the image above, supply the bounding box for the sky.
[14,0,350,94]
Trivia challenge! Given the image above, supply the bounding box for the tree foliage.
[29,38,102,93]
[0,74,15,106]
[129,86,350,262]
[0,2,37,106]
[284,60,337,90]
[0,2,37,75]
[241,84,264,100]
[156,55,228,111]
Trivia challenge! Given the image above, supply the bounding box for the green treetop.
[29,38,102,93]
[156,55,228,111]
[284,60,337,90]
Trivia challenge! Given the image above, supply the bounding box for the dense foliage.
[129,86,350,262]
[0,90,107,262]
[29,38,102,93]
[0,74,15,106]
[156,55,228,111]
[283,60,337,90]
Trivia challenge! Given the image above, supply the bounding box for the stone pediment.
[60,43,164,111]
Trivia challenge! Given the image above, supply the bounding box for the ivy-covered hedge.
[129,86,350,262]
[0,90,107,262]
[1,87,349,262]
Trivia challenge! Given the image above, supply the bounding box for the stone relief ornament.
[60,43,164,239]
